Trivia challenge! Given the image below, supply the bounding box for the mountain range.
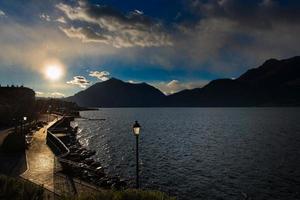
[66,56,300,107]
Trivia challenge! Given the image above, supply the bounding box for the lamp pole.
[133,121,141,189]
[48,105,52,122]
[136,134,139,189]
[20,118,22,135]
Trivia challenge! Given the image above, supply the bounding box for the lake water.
[74,108,300,200]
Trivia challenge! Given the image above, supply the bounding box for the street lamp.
[132,121,141,189]
[21,116,27,135]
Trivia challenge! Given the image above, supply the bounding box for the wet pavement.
[20,116,101,197]
[21,119,60,190]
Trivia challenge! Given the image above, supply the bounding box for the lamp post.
[47,105,52,122]
[132,121,141,189]
[12,118,17,134]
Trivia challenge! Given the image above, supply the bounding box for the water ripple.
[75,108,300,200]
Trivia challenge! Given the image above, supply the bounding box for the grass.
[0,175,44,200]
[62,189,176,200]
[0,175,175,200]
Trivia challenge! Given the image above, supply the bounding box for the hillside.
[66,78,166,107]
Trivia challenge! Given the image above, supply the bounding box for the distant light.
[23,116,27,121]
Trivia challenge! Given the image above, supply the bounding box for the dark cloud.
[165,0,300,73]
[1,0,299,82]
[53,0,300,73]
[56,1,172,48]
[190,0,300,30]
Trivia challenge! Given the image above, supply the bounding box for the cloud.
[67,76,90,88]
[56,1,172,48]
[35,91,44,96]
[174,0,300,71]
[153,80,208,95]
[50,92,65,97]
[59,26,111,44]
[40,13,51,21]
[1,0,300,84]
[190,0,300,29]
[56,16,67,24]
[128,80,140,84]
[134,10,144,15]
[89,70,110,81]
[0,10,5,17]
[0,17,118,72]
[36,91,65,98]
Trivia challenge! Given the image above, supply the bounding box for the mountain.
[167,79,258,107]
[66,78,166,107]
[168,56,300,106]
[66,56,300,107]
[237,57,300,87]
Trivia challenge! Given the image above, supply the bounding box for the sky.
[0,0,300,97]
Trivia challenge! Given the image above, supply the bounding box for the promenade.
[20,116,101,197]
[21,118,60,190]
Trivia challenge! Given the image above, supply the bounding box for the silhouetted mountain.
[66,56,300,107]
[66,78,166,107]
[237,56,300,87]
[168,56,300,106]
[167,79,258,106]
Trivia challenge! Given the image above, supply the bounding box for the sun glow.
[44,63,64,81]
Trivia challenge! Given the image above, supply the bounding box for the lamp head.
[133,121,141,136]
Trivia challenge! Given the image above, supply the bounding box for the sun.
[44,64,64,81]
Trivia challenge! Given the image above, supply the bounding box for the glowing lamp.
[133,121,141,135]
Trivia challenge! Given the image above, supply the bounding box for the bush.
[0,133,25,153]
[0,175,44,200]
[62,189,176,200]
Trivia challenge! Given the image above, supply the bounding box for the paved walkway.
[21,118,60,191]
[20,116,102,197]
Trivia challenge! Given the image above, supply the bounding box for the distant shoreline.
[78,106,300,109]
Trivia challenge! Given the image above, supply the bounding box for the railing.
[46,117,70,157]
[18,176,61,200]
[46,131,70,156]
[45,116,107,196]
